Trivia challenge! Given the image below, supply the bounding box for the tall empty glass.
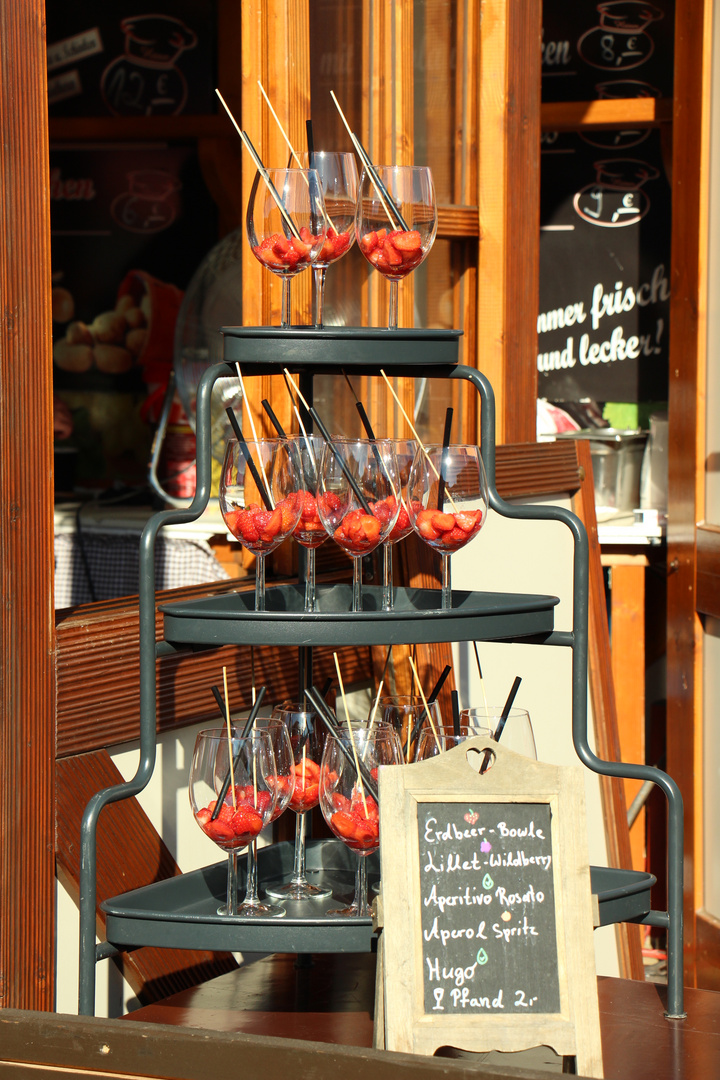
[461,706,537,760]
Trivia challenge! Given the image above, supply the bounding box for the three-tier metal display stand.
[78,328,685,1020]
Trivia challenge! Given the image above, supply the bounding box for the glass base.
[265,878,332,901]
[217,900,286,918]
[326,900,373,917]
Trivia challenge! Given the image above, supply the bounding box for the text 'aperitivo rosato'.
[413,506,484,551]
[195,786,272,849]
[252,227,320,273]
[358,228,424,278]
[223,494,301,554]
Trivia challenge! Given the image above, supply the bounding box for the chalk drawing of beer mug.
[573,158,660,228]
[577,1,665,73]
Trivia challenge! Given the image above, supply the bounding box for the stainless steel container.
[556,429,648,512]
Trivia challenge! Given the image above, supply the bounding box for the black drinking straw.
[321,677,333,698]
[437,407,454,511]
[342,371,386,477]
[451,689,461,738]
[306,119,315,163]
[494,676,522,744]
[409,664,453,747]
[353,140,410,232]
[261,398,287,439]
[210,685,267,820]
[225,406,274,512]
[240,129,301,240]
[304,686,379,803]
[308,406,374,514]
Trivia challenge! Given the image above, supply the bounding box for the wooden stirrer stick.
[333,651,369,818]
[379,369,459,512]
[222,666,237,809]
[235,363,275,510]
[408,655,442,754]
[216,89,301,240]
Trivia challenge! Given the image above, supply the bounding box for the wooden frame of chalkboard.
[377,738,603,1078]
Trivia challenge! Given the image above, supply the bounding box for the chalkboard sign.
[538,128,671,403]
[46,1,217,117]
[418,801,560,1016]
[542,0,675,103]
[377,739,602,1077]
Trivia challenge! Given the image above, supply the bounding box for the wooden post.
[0,0,56,1008]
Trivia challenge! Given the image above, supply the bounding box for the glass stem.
[352,556,363,612]
[243,840,259,906]
[353,854,368,915]
[388,280,399,330]
[383,543,393,611]
[314,266,327,328]
[304,546,316,612]
[226,850,238,916]
[290,811,308,887]
[441,553,452,610]
[255,554,266,612]
[281,277,292,329]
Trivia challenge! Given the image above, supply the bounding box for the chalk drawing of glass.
[101,14,198,116]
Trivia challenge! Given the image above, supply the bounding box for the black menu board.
[46,1,216,116]
[418,801,560,1016]
[542,1,675,103]
[537,128,671,403]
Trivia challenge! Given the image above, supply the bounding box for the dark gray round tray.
[159,584,559,648]
[220,326,462,373]
[102,840,379,955]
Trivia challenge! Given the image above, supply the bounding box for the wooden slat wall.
[56,751,239,1003]
[56,577,372,758]
[0,0,55,1010]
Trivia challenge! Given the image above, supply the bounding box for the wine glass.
[265,703,332,901]
[319,721,402,917]
[219,438,303,611]
[461,706,538,760]
[300,152,359,327]
[408,444,490,611]
[374,438,417,611]
[415,722,493,761]
[290,434,328,612]
[316,438,400,612]
[242,715,296,917]
[376,694,442,763]
[189,727,277,917]
[246,167,327,328]
[355,165,437,329]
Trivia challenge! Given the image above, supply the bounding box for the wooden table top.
[125,953,720,1079]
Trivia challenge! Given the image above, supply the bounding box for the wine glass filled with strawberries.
[291,434,328,612]
[300,152,359,327]
[319,721,402,917]
[265,703,331,901]
[373,438,417,611]
[189,727,277,917]
[316,438,400,612]
[247,167,327,328]
[407,444,489,610]
[355,165,437,329]
[219,437,303,611]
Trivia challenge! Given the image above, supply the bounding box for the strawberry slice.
[331,810,360,842]
[361,515,381,542]
[393,229,422,252]
[203,818,235,844]
[272,235,291,255]
[290,234,311,258]
[431,512,456,532]
[360,231,378,253]
[230,806,264,840]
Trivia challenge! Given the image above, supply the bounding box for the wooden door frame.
[0,0,56,1009]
